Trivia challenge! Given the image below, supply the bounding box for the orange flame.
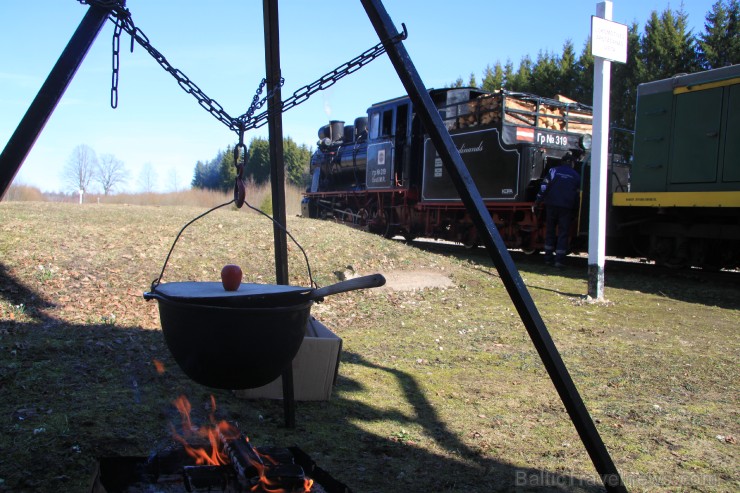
[171,395,314,492]
[171,394,235,466]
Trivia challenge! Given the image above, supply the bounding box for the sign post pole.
[588,1,627,300]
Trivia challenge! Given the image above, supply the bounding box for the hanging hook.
[397,23,408,41]
[233,127,247,208]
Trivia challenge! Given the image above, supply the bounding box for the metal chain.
[110,17,122,108]
[78,0,239,130]
[76,0,406,135]
[239,24,407,131]
[242,77,281,124]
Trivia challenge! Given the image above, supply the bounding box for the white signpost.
[588,1,627,300]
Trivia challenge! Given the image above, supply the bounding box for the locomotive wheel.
[357,208,370,228]
[342,208,355,225]
[520,232,539,255]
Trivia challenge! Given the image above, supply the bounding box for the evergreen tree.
[502,60,515,89]
[245,137,271,184]
[283,137,312,187]
[218,146,237,192]
[604,24,644,159]
[509,56,533,92]
[640,7,700,80]
[481,63,505,92]
[191,160,207,189]
[698,0,740,68]
[191,151,224,190]
[530,50,559,97]
[557,40,579,99]
[573,38,594,104]
[468,72,478,88]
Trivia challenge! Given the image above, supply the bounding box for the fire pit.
[91,396,351,492]
[91,444,350,493]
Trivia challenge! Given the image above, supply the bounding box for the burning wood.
[167,394,318,492]
[92,395,346,491]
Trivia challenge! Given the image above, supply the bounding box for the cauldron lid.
[153,281,311,301]
[146,274,386,307]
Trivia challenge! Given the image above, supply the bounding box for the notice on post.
[591,16,628,63]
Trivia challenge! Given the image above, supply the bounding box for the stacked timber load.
[454,91,503,129]
[555,94,593,134]
[450,91,592,136]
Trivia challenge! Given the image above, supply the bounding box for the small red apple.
[221,264,243,291]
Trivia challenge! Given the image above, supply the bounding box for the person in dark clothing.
[533,152,581,267]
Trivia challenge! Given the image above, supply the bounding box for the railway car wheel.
[695,240,725,271]
[652,237,687,269]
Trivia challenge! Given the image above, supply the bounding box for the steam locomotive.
[302,64,740,270]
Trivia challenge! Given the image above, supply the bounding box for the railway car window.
[381,110,393,137]
[369,112,380,139]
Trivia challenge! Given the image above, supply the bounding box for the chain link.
[239,26,406,131]
[110,18,122,108]
[76,0,407,135]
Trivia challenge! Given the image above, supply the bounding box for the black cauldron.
[149,294,311,389]
[144,274,385,389]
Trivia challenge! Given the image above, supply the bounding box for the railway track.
[396,237,740,286]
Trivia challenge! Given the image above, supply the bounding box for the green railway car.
[612,65,740,269]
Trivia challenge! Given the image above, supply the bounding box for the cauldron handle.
[309,274,386,300]
[150,200,235,292]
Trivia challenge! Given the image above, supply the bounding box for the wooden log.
[565,122,593,133]
[504,112,536,126]
[568,110,593,121]
[505,98,537,113]
[555,94,577,103]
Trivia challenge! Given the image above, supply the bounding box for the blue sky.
[1,0,717,193]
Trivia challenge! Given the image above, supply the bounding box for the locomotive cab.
[366,97,413,190]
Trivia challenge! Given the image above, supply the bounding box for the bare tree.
[96,154,129,195]
[166,166,185,192]
[62,144,97,194]
[137,162,159,193]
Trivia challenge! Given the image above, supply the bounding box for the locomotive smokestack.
[354,117,368,140]
[330,120,345,143]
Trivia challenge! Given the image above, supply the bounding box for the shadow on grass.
[334,350,610,492]
[0,263,608,492]
[403,239,740,310]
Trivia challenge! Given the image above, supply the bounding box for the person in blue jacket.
[532,152,581,267]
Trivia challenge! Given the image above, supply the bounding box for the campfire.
[91,395,350,493]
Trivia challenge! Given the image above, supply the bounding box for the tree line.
[62,144,129,195]
[453,0,739,150]
[191,136,311,192]
[62,144,186,195]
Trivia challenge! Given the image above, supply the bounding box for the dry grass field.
[0,200,737,492]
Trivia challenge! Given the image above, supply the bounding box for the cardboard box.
[234,317,342,401]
